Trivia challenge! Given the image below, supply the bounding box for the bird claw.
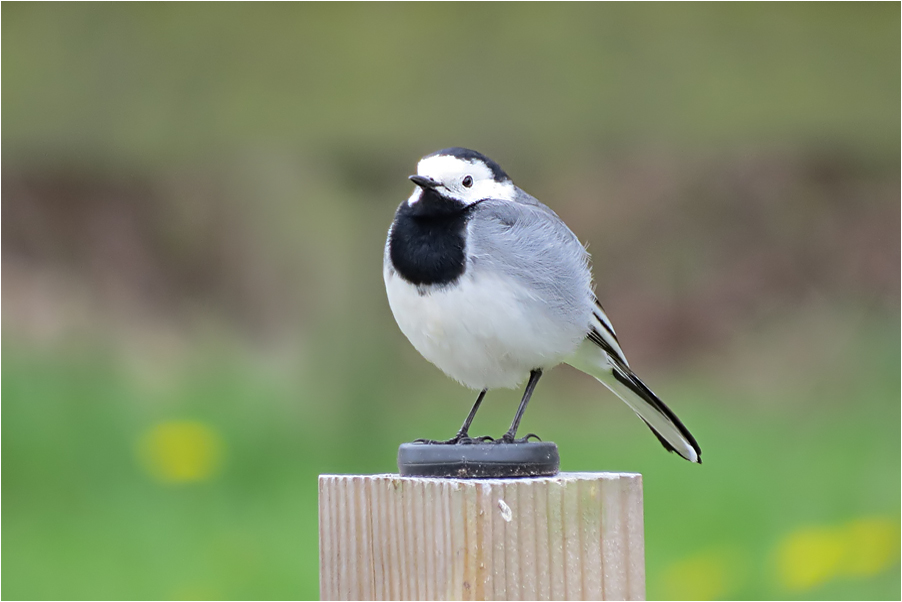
[413,437,455,445]
[413,434,495,445]
[498,432,542,444]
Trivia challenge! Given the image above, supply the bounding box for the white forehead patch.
[417,155,495,183]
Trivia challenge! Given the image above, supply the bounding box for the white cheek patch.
[407,187,424,206]
[476,179,516,202]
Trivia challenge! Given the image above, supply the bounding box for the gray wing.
[466,190,595,330]
[469,190,629,366]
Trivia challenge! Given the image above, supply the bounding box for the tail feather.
[609,363,702,462]
[568,338,702,463]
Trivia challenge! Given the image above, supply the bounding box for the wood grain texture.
[319,473,645,601]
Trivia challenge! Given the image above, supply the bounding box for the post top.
[319,471,641,485]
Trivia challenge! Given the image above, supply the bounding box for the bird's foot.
[498,432,542,444]
[414,434,495,445]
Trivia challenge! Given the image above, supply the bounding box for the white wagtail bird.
[383,148,701,463]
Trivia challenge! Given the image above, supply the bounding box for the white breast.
[384,266,587,390]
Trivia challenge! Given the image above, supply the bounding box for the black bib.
[388,190,474,286]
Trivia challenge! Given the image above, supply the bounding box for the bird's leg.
[453,388,489,442]
[415,389,491,444]
[500,369,543,443]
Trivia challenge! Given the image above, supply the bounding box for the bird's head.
[407,148,516,210]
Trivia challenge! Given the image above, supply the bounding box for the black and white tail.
[567,300,702,463]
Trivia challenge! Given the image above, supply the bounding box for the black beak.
[409,175,439,189]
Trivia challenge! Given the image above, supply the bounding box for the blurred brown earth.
[4,147,898,367]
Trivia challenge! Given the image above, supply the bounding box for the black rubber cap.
[398,441,560,478]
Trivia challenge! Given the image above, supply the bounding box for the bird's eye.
[462,175,473,188]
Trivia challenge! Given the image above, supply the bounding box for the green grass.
[3,313,899,600]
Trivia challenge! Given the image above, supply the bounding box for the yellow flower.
[776,517,901,591]
[842,517,901,578]
[776,526,845,591]
[138,420,224,483]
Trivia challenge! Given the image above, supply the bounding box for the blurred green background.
[3,4,900,600]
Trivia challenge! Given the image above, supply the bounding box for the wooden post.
[319,472,645,601]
